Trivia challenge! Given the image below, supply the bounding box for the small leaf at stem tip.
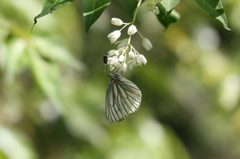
[32,0,76,33]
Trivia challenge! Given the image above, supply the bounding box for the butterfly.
[105,73,142,124]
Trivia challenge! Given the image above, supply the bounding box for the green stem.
[120,23,130,31]
[128,35,132,45]
[137,30,144,38]
[128,0,142,45]
[132,0,142,23]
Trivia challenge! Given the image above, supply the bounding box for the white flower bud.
[141,0,161,14]
[128,51,135,60]
[139,54,147,65]
[127,25,137,35]
[153,6,160,14]
[109,65,115,71]
[136,55,141,65]
[108,30,121,44]
[108,50,115,56]
[111,18,123,26]
[128,61,133,69]
[118,54,125,63]
[115,62,121,68]
[119,63,127,74]
[142,38,153,51]
[108,56,118,65]
[117,38,128,49]
[114,50,119,56]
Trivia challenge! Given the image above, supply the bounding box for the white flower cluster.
[106,17,152,74]
[128,46,147,70]
[106,46,147,74]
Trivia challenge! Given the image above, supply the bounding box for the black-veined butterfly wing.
[105,74,142,124]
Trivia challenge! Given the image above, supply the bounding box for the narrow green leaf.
[32,37,84,71]
[28,47,62,109]
[122,0,138,18]
[156,3,180,28]
[0,126,38,159]
[162,0,181,13]
[4,39,27,84]
[194,0,230,30]
[32,0,76,32]
[81,0,110,32]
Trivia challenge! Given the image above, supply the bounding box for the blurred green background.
[1,0,240,159]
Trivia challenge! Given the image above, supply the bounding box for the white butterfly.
[105,73,142,124]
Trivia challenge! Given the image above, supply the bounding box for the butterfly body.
[105,73,142,124]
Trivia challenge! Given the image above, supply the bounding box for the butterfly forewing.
[105,74,142,124]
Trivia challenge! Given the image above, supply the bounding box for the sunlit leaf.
[81,0,110,32]
[156,3,180,28]
[162,0,181,15]
[194,0,230,30]
[122,0,138,18]
[0,126,38,159]
[32,0,76,31]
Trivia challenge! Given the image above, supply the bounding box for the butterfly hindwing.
[105,74,142,124]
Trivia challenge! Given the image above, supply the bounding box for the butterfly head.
[109,73,121,80]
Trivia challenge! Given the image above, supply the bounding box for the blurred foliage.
[0,0,240,159]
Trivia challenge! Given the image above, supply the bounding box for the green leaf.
[32,37,84,71]
[4,39,27,84]
[28,46,63,110]
[162,0,181,13]
[122,0,138,18]
[0,126,38,159]
[81,0,110,32]
[194,0,230,30]
[156,3,180,28]
[32,0,76,32]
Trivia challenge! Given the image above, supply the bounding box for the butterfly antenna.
[93,68,108,76]
[112,68,120,75]
[102,68,110,76]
